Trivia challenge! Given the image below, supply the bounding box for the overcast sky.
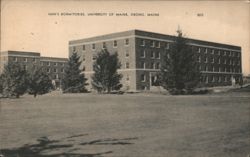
[1,0,249,75]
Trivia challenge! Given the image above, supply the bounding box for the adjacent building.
[68,29,242,91]
[0,50,68,88]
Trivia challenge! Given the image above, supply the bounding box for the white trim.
[82,68,161,74]
[201,71,242,75]
[40,60,67,63]
[69,34,241,52]
[69,35,135,46]
[1,54,40,58]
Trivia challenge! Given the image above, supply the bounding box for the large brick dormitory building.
[69,29,242,92]
[0,51,68,88]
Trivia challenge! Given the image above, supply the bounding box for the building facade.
[0,51,68,88]
[68,30,242,91]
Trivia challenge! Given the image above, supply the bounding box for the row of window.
[140,50,161,59]
[12,57,36,62]
[195,47,240,57]
[43,68,64,73]
[123,62,161,69]
[197,56,241,65]
[139,39,170,49]
[199,66,241,73]
[11,57,66,67]
[40,62,65,67]
[139,74,239,84]
[202,75,239,83]
[74,39,130,52]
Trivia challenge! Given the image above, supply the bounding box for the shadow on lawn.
[1,135,138,157]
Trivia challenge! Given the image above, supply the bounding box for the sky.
[1,0,250,75]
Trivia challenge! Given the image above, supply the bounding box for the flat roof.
[69,29,241,50]
[40,56,68,62]
[0,50,40,56]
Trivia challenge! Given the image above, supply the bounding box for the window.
[125,50,129,57]
[197,56,201,62]
[33,58,36,63]
[238,60,240,65]
[205,48,207,53]
[102,42,106,49]
[156,41,160,48]
[212,76,215,82]
[166,43,170,49]
[13,57,17,62]
[82,55,85,61]
[125,39,129,45]
[150,51,154,58]
[73,46,76,52]
[212,66,215,72]
[198,47,201,53]
[218,50,221,55]
[140,39,145,46]
[140,50,146,58]
[224,59,227,64]
[218,76,221,82]
[47,62,50,66]
[92,43,95,50]
[126,75,129,81]
[141,74,146,82]
[140,62,145,69]
[53,68,57,73]
[92,55,96,60]
[150,41,155,47]
[23,65,27,70]
[61,68,64,73]
[205,76,208,83]
[155,52,160,59]
[54,62,57,66]
[125,62,129,68]
[218,58,221,64]
[205,66,208,71]
[113,40,117,47]
[219,67,221,72]
[204,57,208,63]
[24,58,28,62]
[41,62,44,66]
[211,49,214,54]
[83,66,86,71]
[224,51,226,56]
[237,52,240,57]
[211,57,214,63]
[155,63,160,69]
[82,45,85,51]
[150,62,155,69]
[47,68,50,73]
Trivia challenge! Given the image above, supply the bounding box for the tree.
[160,29,201,94]
[27,67,53,97]
[1,63,28,98]
[92,49,122,93]
[62,52,88,93]
[0,74,3,94]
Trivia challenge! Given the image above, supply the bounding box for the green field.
[0,92,250,157]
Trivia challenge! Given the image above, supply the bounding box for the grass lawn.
[0,92,250,157]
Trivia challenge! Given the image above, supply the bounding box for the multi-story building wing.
[0,51,68,89]
[0,51,41,73]
[69,30,242,91]
[40,57,67,88]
